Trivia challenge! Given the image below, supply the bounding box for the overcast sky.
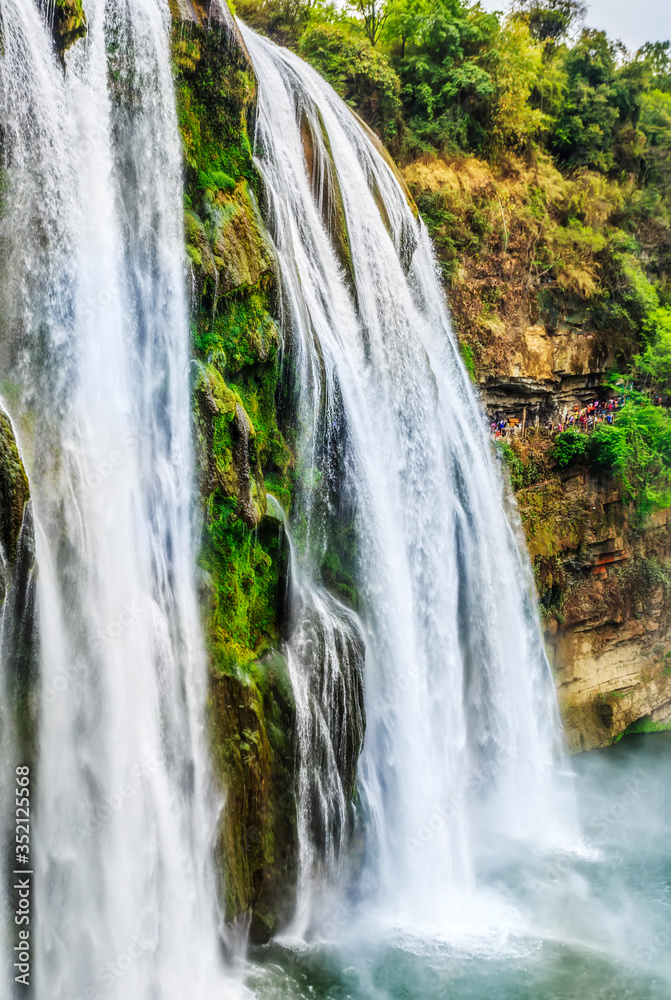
[479,0,670,53]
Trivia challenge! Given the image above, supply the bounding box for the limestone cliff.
[516,454,671,752]
[403,155,652,422]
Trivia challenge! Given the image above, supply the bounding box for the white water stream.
[0,2,240,997]
[239,25,577,940]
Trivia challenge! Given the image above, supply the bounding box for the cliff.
[402,151,671,752]
[170,4,298,941]
[510,438,671,751]
[0,413,37,768]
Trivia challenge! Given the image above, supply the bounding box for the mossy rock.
[0,413,37,766]
[52,0,87,59]
[169,0,234,31]
[213,183,274,296]
[172,1,299,938]
[0,410,29,570]
[209,649,297,942]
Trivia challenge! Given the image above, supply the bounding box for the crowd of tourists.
[489,395,651,440]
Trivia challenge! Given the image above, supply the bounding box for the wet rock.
[52,0,87,61]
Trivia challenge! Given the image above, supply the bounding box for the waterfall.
[239,24,577,938]
[0,2,240,996]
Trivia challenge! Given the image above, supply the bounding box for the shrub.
[553,429,588,467]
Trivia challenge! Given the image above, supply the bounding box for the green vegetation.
[172,20,294,673]
[497,440,544,490]
[300,24,402,142]
[236,0,671,167]
[236,0,670,384]
[553,396,671,521]
[615,715,671,741]
[460,341,476,381]
[171,16,298,938]
[553,429,588,469]
[52,0,87,57]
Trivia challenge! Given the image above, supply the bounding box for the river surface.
[246,733,671,999]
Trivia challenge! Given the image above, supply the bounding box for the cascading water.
[239,24,578,940]
[0,2,241,997]
[0,2,668,997]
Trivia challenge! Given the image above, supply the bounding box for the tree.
[484,18,548,150]
[551,29,647,171]
[639,88,671,199]
[300,24,402,141]
[349,0,389,46]
[382,0,431,58]
[638,40,671,92]
[514,0,586,51]
[390,0,499,154]
[634,308,671,393]
[235,0,324,42]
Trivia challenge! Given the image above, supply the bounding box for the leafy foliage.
[513,0,586,49]
[235,0,671,523]
[553,429,588,468]
[634,307,671,392]
[300,23,402,141]
[554,396,671,521]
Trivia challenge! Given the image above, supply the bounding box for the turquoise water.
[247,734,671,999]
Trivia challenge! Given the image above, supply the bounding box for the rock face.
[169,0,234,28]
[537,470,671,751]
[504,434,671,752]
[480,324,615,426]
[51,0,87,60]
[401,155,631,428]
[171,4,298,941]
[0,413,38,765]
[402,152,671,753]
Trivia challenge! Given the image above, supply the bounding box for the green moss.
[459,341,477,381]
[173,32,257,191]
[614,716,671,742]
[171,12,298,937]
[53,0,87,58]
[201,492,287,669]
[173,13,294,649]
[0,413,37,768]
[209,650,297,940]
[0,411,29,571]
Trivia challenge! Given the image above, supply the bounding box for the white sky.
[479,0,670,52]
